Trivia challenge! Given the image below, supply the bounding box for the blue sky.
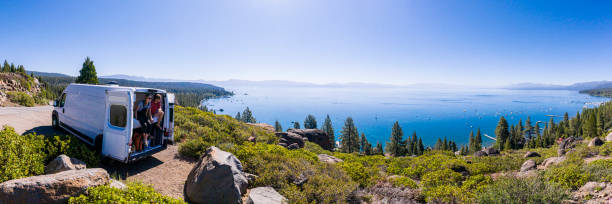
[0,0,611,86]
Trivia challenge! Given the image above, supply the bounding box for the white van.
[52,83,175,163]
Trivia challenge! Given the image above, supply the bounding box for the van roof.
[67,83,168,94]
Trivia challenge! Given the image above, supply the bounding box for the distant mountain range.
[504,81,612,91]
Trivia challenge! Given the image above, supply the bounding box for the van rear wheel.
[95,135,103,153]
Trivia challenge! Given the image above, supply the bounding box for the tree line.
[494,101,612,150]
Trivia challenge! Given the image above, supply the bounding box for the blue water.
[204,86,609,148]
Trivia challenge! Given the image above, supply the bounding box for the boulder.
[0,168,109,204]
[45,154,86,174]
[558,137,578,156]
[606,132,612,142]
[474,151,488,157]
[109,179,127,190]
[538,156,566,169]
[572,182,612,204]
[288,129,333,150]
[246,187,288,204]
[520,160,536,172]
[484,147,500,156]
[248,136,256,143]
[588,137,604,147]
[318,154,343,164]
[524,151,541,158]
[287,143,300,150]
[246,123,275,133]
[184,146,248,204]
[276,132,305,149]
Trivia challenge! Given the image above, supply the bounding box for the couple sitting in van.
[131,94,164,152]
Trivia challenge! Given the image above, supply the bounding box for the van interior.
[130,92,166,155]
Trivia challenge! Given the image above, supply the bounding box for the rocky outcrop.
[520,160,536,172]
[0,168,109,204]
[288,129,333,151]
[0,73,42,106]
[538,156,566,169]
[524,151,541,158]
[474,151,488,157]
[276,132,305,149]
[247,123,275,133]
[246,187,288,204]
[45,154,86,174]
[558,137,579,156]
[364,179,422,204]
[484,147,500,156]
[588,137,604,147]
[318,154,343,164]
[606,132,612,142]
[572,182,612,204]
[184,146,248,204]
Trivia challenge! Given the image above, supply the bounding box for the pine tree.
[274,120,283,132]
[241,107,256,123]
[1,60,9,72]
[321,115,335,148]
[504,137,512,150]
[386,121,405,156]
[340,117,359,153]
[468,130,475,153]
[235,112,241,121]
[360,133,370,154]
[596,111,604,136]
[583,113,597,138]
[417,138,424,155]
[525,116,532,139]
[374,142,384,155]
[411,131,418,154]
[534,122,541,137]
[304,114,317,129]
[495,116,510,149]
[293,122,301,129]
[434,138,442,150]
[75,57,99,84]
[475,128,482,151]
[442,137,448,151]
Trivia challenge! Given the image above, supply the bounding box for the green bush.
[584,159,612,182]
[0,126,46,182]
[476,176,569,204]
[230,143,356,204]
[461,174,493,192]
[45,135,99,167]
[7,91,35,107]
[175,106,278,158]
[420,168,463,189]
[422,184,470,203]
[387,153,455,179]
[304,142,331,155]
[543,163,589,190]
[68,182,184,203]
[599,142,612,156]
[466,153,525,174]
[389,176,418,189]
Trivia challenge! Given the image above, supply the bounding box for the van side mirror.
[53,100,58,107]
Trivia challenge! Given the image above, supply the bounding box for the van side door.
[102,90,133,161]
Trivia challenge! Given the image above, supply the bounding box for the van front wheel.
[95,135,103,153]
[52,114,59,130]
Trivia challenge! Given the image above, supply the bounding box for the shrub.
[466,153,525,174]
[7,91,35,107]
[231,143,357,203]
[420,168,463,189]
[422,184,470,203]
[584,159,612,182]
[68,182,184,203]
[45,135,99,167]
[543,163,589,190]
[476,176,569,204]
[0,126,46,182]
[389,176,418,189]
[388,153,455,179]
[304,142,331,155]
[599,142,612,156]
[338,161,372,187]
[461,174,493,192]
[175,106,278,158]
[332,152,385,187]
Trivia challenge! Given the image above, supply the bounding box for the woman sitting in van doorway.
[132,94,153,150]
[150,94,165,129]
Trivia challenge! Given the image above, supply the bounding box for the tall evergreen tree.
[241,107,256,123]
[360,133,370,154]
[1,60,9,72]
[475,128,482,151]
[525,116,533,139]
[442,137,448,150]
[304,114,318,129]
[386,121,405,156]
[293,122,301,129]
[583,113,597,138]
[495,116,510,149]
[274,120,283,132]
[434,138,442,150]
[374,142,384,156]
[340,117,360,153]
[321,115,335,148]
[75,57,99,84]
[417,138,424,155]
[235,112,241,121]
[411,131,418,154]
[468,130,475,153]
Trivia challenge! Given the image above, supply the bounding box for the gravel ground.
[0,105,56,135]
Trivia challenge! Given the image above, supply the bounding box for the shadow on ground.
[102,157,165,180]
[23,125,65,136]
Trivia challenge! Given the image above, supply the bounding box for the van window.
[109,105,127,127]
[59,93,67,107]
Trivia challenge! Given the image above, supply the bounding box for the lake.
[203,86,609,148]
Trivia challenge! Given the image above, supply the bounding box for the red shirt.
[150,101,161,115]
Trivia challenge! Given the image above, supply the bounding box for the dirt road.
[0,105,194,200]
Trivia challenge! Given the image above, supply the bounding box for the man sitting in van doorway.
[132,94,153,150]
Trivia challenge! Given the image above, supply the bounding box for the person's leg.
[154,110,164,128]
